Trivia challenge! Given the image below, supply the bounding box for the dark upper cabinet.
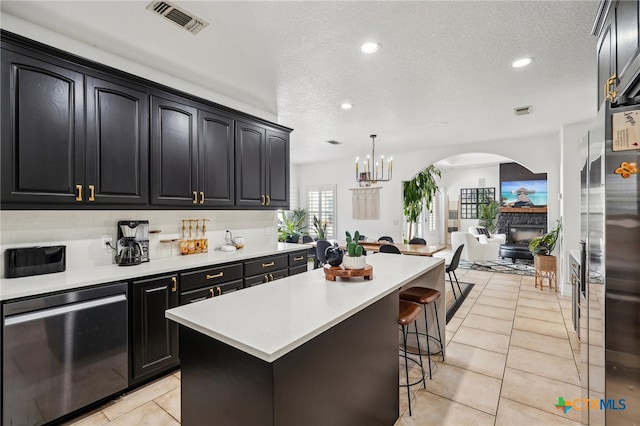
[198,108,235,207]
[1,47,149,206]
[596,0,640,107]
[235,120,289,209]
[85,75,149,205]
[1,49,84,204]
[131,274,179,383]
[150,94,235,207]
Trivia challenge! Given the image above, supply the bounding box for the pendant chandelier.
[355,135,393,185]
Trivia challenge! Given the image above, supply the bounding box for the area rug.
[458,258,535,276]
[445,281,474,324]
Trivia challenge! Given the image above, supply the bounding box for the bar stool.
[399,287,444,379]
[398,300,426,416]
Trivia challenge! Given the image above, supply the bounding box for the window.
[460,187,495,219]
[307,185,336,239]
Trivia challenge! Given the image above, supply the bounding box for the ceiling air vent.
[326,140,342,145]
[147,1,209,34]
[514,106,532,116]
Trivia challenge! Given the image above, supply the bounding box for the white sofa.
[468,226,507,245]
[452,232,501,263]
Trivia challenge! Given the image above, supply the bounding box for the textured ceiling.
[1,1,599,165]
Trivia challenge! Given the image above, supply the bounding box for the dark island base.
[179,291,400,426]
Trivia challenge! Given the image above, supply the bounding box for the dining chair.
[378,236,394,242]
[315,240,332,268]
[379,244,401,254]
[409,237,427,245]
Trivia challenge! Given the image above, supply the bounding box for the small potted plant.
[343,230,366,269]
[528,219,562,256]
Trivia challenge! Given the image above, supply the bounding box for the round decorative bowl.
[342,255,366,270]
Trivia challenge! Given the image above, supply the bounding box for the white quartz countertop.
[0,243,307,301]
[166,254,444,362]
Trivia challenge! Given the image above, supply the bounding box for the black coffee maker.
[115,222,143,266]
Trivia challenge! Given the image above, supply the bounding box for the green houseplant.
[277,209,308,242]
[343,230,365,269]
[529,219,562,256]
[403,165,441,241]
[478,199,500,233]
[312,215,327,240]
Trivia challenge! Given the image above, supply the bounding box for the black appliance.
[4,245,65,278]
[116,220,149,265]
[2,283,128,425]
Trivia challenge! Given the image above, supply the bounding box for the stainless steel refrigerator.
[580,103,640,425]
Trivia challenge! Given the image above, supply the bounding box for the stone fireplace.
[496,207,547,244]
[507,224,545,245]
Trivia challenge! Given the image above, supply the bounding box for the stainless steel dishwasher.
[2,282,128,425]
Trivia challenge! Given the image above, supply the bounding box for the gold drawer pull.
[263,275,269,283]
[266,195,271,205]
[206,272,224,279]
[209,288,215,298]
[269,273,274,281]
[261,194,266,205]
[216,287,222,296]
[199,191,205,204]
[75,184,82,202]
[88,185,95,202]
[262,261,275,268]
[192,191,198,204]
[293,256,304,261]
[171,277,177,292]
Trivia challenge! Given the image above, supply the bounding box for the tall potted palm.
[403,165,441,241]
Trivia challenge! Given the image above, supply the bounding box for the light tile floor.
[67,268,583,426]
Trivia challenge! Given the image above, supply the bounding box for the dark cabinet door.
[235,120,265,207]
[198,109,235,207]
[85,75,149,205]
[150,95,198,206]
[597,12,615,108]
[131,274,179,382]
[1,49,84,204]
[614,0,640,97]
[265,129,290,208]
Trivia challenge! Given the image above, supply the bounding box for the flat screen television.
[499,163,548,207]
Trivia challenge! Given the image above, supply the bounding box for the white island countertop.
[166,254,444,362]
[0,242,307,301]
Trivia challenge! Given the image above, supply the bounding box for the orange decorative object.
[323,264,373,281]
[614,161,638,179]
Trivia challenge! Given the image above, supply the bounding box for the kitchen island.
[166,253,445,425]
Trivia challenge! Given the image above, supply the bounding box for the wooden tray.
[324,264,373,281]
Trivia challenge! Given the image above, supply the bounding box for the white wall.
[298,132,562,244]
[440,165,500,233]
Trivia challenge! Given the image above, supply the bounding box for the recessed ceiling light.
[360,42,381,54]
[341,103,353,110]
[512,57,533,68]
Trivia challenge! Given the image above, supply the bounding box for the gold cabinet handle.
[75,184,83,202]
[88,185,95,202]
[269,273,274,281]
[266,195,270,205]
[209,288,215,298]
[171,277,177,292]
[263,275,269,283]
[199,191,205,204]
[206,272,224,280]
[192,191,198,204]
[261,194,266,205]
[216,287,222,296]
[294,256,304,261]
[262,261,275,268]
[605,73,618,102]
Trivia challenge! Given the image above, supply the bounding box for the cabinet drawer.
[245,269,288,288]
[180,263,242,292]
[179,278,244,304]
[289,251,307,267]
[244,255,288,277]
[289,264,307,276]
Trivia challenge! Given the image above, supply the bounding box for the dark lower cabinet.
[1,47,84,205]
[131,274,179,383]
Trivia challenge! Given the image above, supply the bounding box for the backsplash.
[0,210,279,276]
